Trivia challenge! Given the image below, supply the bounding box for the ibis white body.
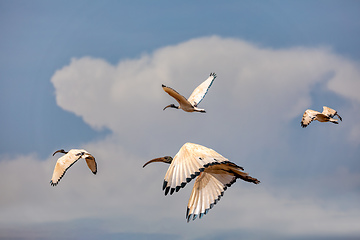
[143,142,259,222]
[50,149,97,186]
[301,106,342,128]
[162,73,216,113]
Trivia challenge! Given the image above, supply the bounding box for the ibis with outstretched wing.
[143,142,260,222]
[162,72,216,113]
[50,149,97,186]
[301,106,342,128]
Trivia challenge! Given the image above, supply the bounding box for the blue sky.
[1,1,360,157]
[1,1,360,239]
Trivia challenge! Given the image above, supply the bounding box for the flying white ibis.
[50,149,97,186]
[143,143,260,222]
[162,72,216,113]
[301,106,342,128]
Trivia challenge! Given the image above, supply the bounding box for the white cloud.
[2,36,360,239]
[326,56,360,102]
[51,36,360,145]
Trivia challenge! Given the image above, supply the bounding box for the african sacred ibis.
[301,106,342,128]
[143,143,260,222]
[50,149,97,186]
[162,72,216,113]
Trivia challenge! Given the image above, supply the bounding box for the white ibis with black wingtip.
[50,149,97,186]
[162,72,216,113]
[143,142,260,222]
[301,106,342,128]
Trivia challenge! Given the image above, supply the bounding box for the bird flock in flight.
[50,72,342,222]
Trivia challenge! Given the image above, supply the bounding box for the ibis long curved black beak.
[163,104,178,111]
[337,113,342,121]
[163,104,172,111]
[52,149,67,156]
[143,157,167,168]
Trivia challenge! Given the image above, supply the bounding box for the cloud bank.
[1,36,360,239]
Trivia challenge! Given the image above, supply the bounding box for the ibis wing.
[186,162,259,222]
[322,106,336,117]
[50,154,81,186]
[322,106,342,121]
[163,142,229,196]
[301,109,320,128]
[162,85,192,107]
[187,73,216,107]
[186,171,236,222]
[85,155,97,174]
